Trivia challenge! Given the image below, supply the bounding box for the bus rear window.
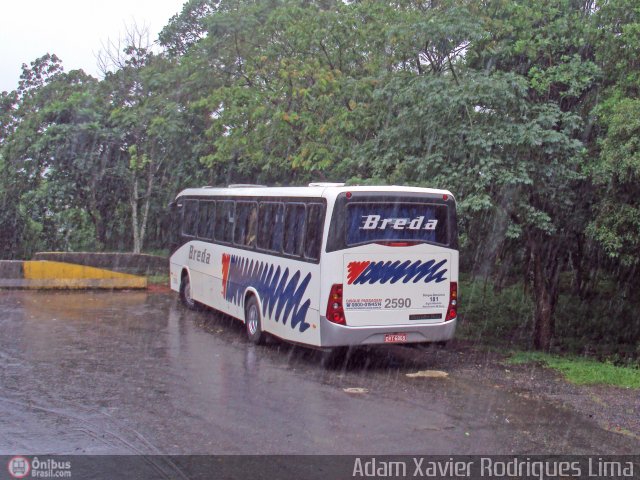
[346,202,448,246]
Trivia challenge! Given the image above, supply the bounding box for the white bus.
[169,183,458,356]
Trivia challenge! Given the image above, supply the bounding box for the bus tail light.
[445,282,457,321]
[326,284,346,325]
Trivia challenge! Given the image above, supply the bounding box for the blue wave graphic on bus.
[347,259,448,285]
[222,254,311,333]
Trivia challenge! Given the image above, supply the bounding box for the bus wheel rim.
[248,305,258,335]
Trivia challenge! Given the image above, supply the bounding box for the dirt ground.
[404,341,640,442]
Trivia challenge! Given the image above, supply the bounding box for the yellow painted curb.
[23,261,147,289]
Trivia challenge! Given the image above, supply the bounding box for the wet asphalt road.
[0,290,637,455]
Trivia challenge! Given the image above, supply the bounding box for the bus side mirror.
[168,201,176,210]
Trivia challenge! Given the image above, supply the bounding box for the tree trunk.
[472,186,516,282]
[137,164,155,254]
[130,160,156,255]
[530,237,562,351]
[86,178,105,249]
[131,177,141,254]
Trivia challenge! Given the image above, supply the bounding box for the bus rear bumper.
[319,317,457,347]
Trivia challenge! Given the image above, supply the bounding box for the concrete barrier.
[0,260,147,289]
[32,252,167,276]
[0,260,23,279]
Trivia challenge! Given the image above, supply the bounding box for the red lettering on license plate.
[384,333,407,343]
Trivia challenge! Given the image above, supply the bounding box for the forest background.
[1,0,639,360]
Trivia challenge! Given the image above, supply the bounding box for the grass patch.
[143,249,169,258]
[508,351,640,389]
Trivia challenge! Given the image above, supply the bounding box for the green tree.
[0,54,69,257]
[588,0,640,283]
[461,0,600,349]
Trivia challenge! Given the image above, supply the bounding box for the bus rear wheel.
[320,347,349,369]
[245,296,265,345]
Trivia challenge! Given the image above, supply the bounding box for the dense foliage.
[1,0,638,353]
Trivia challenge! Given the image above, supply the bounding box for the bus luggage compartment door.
[342,253,452,327]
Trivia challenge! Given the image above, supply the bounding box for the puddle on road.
[1,290,638,455]
[343,387,369,394]
[406,370,449,379]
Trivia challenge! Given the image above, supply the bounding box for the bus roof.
[176,184,455,200]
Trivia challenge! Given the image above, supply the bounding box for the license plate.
[384,333,407,343]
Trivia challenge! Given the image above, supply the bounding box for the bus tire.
[180,273,198,310]
[245,296,265,345]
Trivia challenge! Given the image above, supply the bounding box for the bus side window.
[182,199,199,237]
[304,203,325,260]
[258,202,283,253]
[215,201,234,243]
[197,200,215,240]
[283,203,305,257]
[234,202,258,248]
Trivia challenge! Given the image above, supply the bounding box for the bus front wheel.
[245,296,265,345]
[180,273,198,310]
